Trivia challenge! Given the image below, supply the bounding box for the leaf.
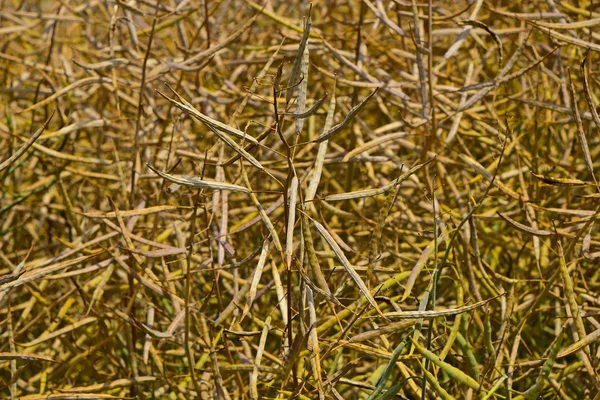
[241,168,283,252]
[32,142,111,165]
[342,131,407,162]
[313,219,384,317]
[73,58,130,70]
[19,317,98,347]
[401,236,439,302]
[147,164,250,193]
[86,263,115,315]
[0,110,54,172]
[0,352,56,362]
[55,377,156,393]
[301,214,332,296]
[558,328,600,359]
[581,54,600,135]
[285,176,299,269]
[286,6,311,105]
[460,20,502,68]
[419,359,457,400]
[290,93,327,119]
[497,212,552,237]
[568,69,597,184]
[365,336,409,400]
[530,171,589,186]
[0,252,102,292]
[313,88,379,142]
[525,19,600,52]
[17,77,112,114]
[534,17,600,30]
[124,246,188,257]
[251,316,271,398]
[156,89,259,144]
[17,394,126,399]
[411,338,481,390]
[305,81,336,204]
[384,296,497,319]
[78,205,183,219]
[514,336,562,400]
[241,239,270,321]
[325,158,433,201]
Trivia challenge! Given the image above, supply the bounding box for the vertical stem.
[185,190,203,398]
[131,1,159,207]
[427,0,436,150]
[344,0,366,196]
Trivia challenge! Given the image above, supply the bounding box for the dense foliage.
[1,1,600,399]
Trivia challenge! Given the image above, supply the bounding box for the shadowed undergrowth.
[2,0,600,399]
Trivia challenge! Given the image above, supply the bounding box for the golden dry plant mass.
[2,1,600,399]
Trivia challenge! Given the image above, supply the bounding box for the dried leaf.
[313,219,383,316]
[147,164,250,193]
[313,89,379,143]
